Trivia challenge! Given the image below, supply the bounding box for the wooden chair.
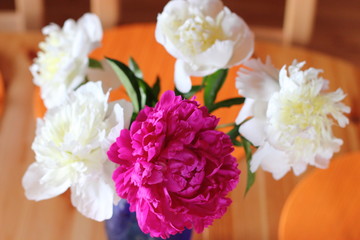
[90,0,121,29]
[0,0,121,31]
[0,0,43,31]
[0,0,315,44]
[253,0,318,45]
[279,152,360,240]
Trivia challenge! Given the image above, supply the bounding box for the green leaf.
[175,85,204,99]
[241,136,256,195]
[227,124,241,146]
[208,97,245,113]
[106,57,141,113]
[232,139,243,147]
[152,76,161,101]
[138,79,147,109]
[227,124,240,139]
[137,77,157,107]
[128,57,143,79]
[184,85,203,99]
[203,69,228,108]
[88,58,103,69]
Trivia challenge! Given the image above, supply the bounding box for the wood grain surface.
[1,23,359,240]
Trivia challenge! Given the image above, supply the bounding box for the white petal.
[251,143,290,180]
[313,138,342,168]
[66,60,88,91]
[22,163,71,201]
[70,175,114,221]
[162,0,189,19]
[155,28,187,60]
[220,9,244,40]
[62,19,76,34]
[237,99,269,146]
[175,59,192,93]
[42,23,60,35]
[78,13,103,44]
[239,117,266,147]
[236,98,268,123]
[75,81,108,104]
[188,0,224,18]
[226,22,254,66]
[72,27,88,57]
[41,84,68,109]
[115,99,133,129]
[292,161,308,176]
[103,100,133,151]
[235,58,279,100]
[235,98,255,124]
[192,40,234,73]
[155,2,190,59]
[313,155,331,169]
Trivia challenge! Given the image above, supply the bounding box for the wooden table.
[1,23,359,240]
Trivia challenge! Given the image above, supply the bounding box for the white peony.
[156,0,254,93]
[22,81,133,221]
[236,58,350,179]
[31,13,103,109]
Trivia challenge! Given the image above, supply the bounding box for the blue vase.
[105,199,192,240]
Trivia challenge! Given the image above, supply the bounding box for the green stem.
[216,122,236,129]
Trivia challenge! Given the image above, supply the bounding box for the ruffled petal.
[72,27,89,57]
[292,161,308,176]
[78,13,103,44]
[235,57,279,100]
[191,40,234,75]
[251,143,290,180]
[155,28,187,61]
[162,0,189,19]
[74,81,108,104]
[189,0,224,18]
[225,17,254,66]
[22,163,71,201]
[103,100,133,151]
[70,175,114,221]
[155,1,190,60]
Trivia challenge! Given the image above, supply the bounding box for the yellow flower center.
[37,34,67,82]
[280,94,327,133]
[174,15,223,55]
[272,81,333,153]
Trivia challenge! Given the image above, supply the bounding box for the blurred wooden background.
[0,0,359,65]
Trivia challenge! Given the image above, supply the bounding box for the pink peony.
[108,90,240,239]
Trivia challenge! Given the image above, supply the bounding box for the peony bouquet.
[22,0,350,239]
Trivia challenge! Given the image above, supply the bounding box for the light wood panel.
[90,0,121,29]
[1,23,359,240]
[283,0,317,44]
[0,0,43,31]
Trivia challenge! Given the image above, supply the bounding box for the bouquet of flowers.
[22,0,350,239]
